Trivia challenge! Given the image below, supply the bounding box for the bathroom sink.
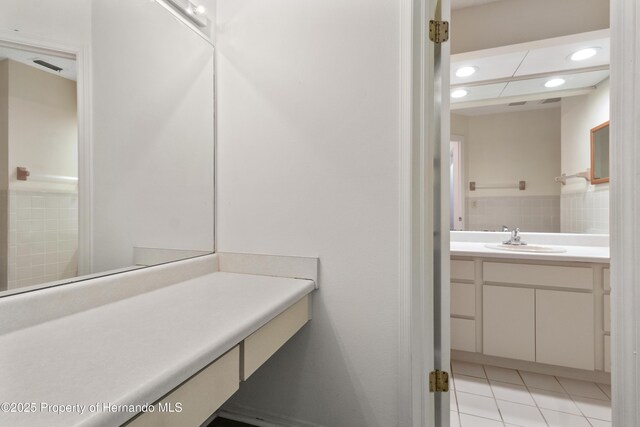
[485,244,567,253]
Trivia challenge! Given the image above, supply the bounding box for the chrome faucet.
[503,227,526,246]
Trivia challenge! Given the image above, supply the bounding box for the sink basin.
[485,243,567,253]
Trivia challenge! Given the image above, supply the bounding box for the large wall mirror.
[0,0,215,297]
[450,29,610,235]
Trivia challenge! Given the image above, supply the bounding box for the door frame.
[0,31,93,276]
[401,0,640,425]
[610,0,640,424]
[398,0,450,425]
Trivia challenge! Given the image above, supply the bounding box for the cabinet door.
[451,282,475,317]
[483,286,535,361]
[536,290,594,370]
[451,318,476,352]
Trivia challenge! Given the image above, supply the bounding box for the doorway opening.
[445,3,612,426]
[0,36,88,296]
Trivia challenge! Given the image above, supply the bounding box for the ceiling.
[0,44,77,81]
[451,29,610,112]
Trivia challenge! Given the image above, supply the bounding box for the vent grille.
[508,101,527,106]
[541,97,561,104]
[33,59,63,72]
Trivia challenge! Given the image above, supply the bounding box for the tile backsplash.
[7,191,78,290]
[465,196,560,233]
[561,187,609,234]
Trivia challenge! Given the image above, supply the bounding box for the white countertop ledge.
[0,272,315,427]
[451,241,610,263]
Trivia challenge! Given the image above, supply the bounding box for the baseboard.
[452,350,611,384]
[218,404,328,427]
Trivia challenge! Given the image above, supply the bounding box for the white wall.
[0,0,90,46]
[451,0,609,53]
[464,108,561,198]
[216,0,400,425]
[91,0,215,272]
[451,112,468,137]
[560,79,610,234]
[7,60,78,193]
[561,79,610,190]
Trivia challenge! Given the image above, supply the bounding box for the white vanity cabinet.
[603,267,611,372]
[451,256,610,373]
[483,285,535,361]
[127,294,312,427]
[536,290,594,370]
[450,260,477,352]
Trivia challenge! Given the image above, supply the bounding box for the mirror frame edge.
[590,120,610,185]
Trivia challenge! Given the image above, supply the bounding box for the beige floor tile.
[459,413,505,427]
[490,381,536,406]
[540,408,591,427]
[557,377,609,401]
[497,400,547,427]
[529,388,581,415]
[519,371,565,393]
[484,365,524,386]
[455,374,494,397]
[452,361,487,378]
[587,418,612,427]
[573,396,612,422]
[457,391,502,421]
[450,410,461,427]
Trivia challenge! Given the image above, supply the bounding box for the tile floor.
[450,361,612,427]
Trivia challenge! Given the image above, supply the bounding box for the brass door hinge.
[429,20,449,43]
[429,370,450,392]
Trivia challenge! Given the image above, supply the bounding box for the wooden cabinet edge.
[125,346,240,427]
[124,293,313,427]
[241,295,310,381]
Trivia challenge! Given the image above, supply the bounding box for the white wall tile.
[561,188,609,234]
[466,196,560,232]
[6,191,78,290]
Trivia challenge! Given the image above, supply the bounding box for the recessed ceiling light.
[194,4,206,14]
[451,89,468,99]
[570,48,598,61]
[455,66,477,78]
[544,78,565,88]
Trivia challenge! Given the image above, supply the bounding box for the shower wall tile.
[561,188,609,234]
[7,191,78,290]
[465,195,560,232]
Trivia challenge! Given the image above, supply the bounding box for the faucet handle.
[502,225,509,232]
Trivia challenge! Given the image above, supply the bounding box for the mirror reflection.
[450,30,610,234]
[1,49,78,290]
[1,0,215,296]
[591,121,610,184]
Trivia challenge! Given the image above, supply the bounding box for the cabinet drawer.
[604,294,611,333]
[451,282,475,317]
[604,268,610,291]
[604,335,611,373]
[483,286,535,361]
[127,346,240,427]
[536,290,594,370]
[451,260,474,281]
[242,295,310,380]
[451,318,476,352]
[484,262,592,290]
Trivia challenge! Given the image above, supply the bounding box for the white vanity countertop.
[0,272,315,427]
[451,241,610,263]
